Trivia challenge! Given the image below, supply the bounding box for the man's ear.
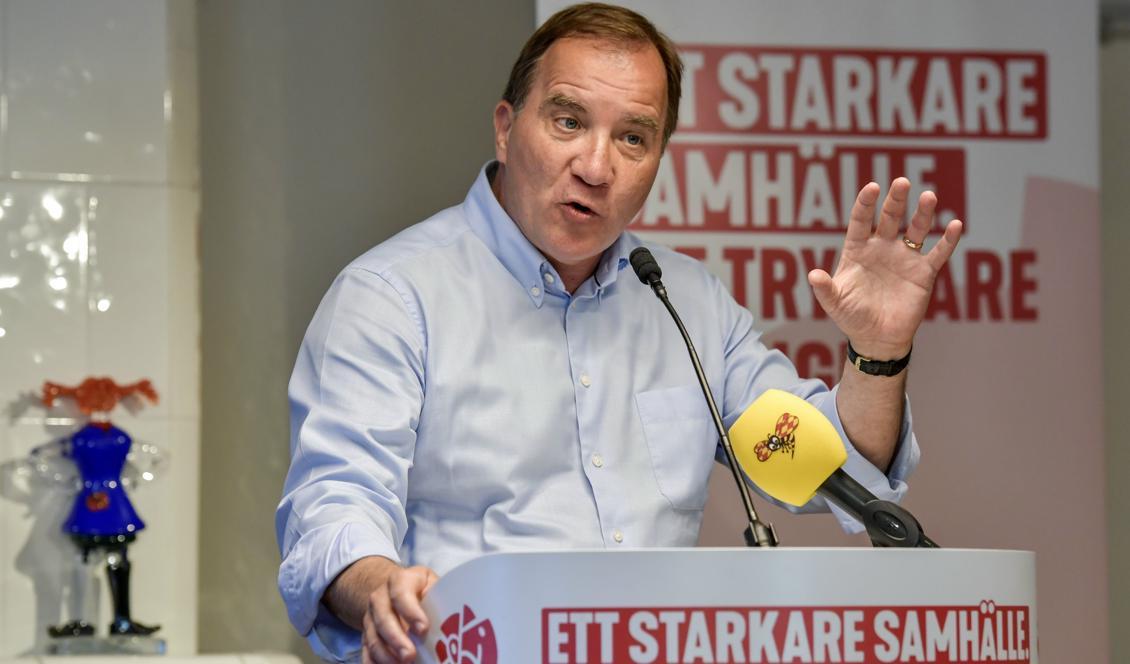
[493,100,515,164]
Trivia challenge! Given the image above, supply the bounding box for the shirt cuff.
[278,520,401,660]
[812,385,920,535]
[309,605,364,663]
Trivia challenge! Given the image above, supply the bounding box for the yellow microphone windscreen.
[728,389,847,506]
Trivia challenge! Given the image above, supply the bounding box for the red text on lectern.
[542,602,1031,663]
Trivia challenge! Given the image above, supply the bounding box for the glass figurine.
[34,377,164,643]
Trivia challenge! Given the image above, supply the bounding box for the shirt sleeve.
[275,266,426,661]
[711,274,920,534]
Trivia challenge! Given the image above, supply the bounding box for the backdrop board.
[536,2,1103,663]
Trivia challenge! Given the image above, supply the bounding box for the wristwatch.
[846,341,911,377]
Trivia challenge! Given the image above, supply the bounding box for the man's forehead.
[531,37,666,116]
[538,35,660,76]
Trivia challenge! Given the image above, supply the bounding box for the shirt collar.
[463,162,635,306]
[593,232,635,293]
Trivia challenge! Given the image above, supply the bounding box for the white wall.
[0,0,199,656]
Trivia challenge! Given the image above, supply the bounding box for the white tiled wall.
[4,0,172,181]
[0,0,199,656]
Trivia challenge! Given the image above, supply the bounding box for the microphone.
[629,246,779,548]
[729,389,938,548]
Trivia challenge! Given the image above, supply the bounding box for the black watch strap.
[846,341,911,376]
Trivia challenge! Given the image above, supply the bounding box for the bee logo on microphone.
[754,413,799,462]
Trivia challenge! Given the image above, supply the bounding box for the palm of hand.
[808,178,963,359]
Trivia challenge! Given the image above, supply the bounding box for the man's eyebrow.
[540,93,586,114]
[539,93,660,134]
[625,114,661,134]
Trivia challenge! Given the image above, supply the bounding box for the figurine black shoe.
[48,620,96,638]
[108,617,161,636]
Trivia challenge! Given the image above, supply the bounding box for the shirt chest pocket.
[635,384,719,511]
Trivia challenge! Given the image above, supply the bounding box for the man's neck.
[550,256,601,294]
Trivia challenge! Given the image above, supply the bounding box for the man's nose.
[571,135,614,187]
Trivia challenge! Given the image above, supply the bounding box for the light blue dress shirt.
[276,163,919,662]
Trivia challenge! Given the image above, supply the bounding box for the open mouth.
[566,201,597,216]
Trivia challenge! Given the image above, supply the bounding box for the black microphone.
[630,246,779,548]
[822,468,938,548]
[629,248,663,288]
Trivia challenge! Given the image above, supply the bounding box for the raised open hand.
[807,177,963,361]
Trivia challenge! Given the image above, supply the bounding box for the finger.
[925,218,964,272]
[845,182,881,242]
[363,610,396,664]
[876,177,910,240]
[904,190,937,246]
[362,614,372,664]
[371,588,416,662]
[807,269,840,315]
[389,566,437,636]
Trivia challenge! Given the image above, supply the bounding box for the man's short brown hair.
[502,2,684,147]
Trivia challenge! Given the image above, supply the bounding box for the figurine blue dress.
[64,422,145,539]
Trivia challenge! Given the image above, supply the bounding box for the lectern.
[419,548,1037,663]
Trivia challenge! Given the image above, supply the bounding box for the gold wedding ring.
[902,235,924,251]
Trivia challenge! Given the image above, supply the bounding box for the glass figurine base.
[46,634,167,655]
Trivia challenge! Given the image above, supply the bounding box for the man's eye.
[626,134,643,146]
[557,117,580,130]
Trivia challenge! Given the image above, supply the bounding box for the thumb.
[406,565,438,597]
[395,566,440,635]
[422,568,439,596]
[807,269,839,314]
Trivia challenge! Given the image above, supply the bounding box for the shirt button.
[613,529,624,543]
[579,373,592,387]
[591,454,604,468]
[530,285,541,297]
[543,273,556,285]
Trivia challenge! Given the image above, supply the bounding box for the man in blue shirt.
[276,4,962,663]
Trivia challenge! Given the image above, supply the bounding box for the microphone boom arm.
[648,279,779,548]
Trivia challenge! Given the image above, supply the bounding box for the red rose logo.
[434,605,497,664]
